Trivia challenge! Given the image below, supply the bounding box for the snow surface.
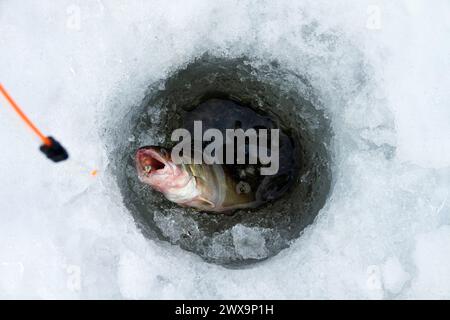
[0,0,449,299]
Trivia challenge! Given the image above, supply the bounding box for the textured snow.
[0,0,449,299]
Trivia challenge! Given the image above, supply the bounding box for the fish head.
[135,146,191,192]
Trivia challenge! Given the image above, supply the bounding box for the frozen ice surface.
[0,0,449,299]
[410,226,450,299]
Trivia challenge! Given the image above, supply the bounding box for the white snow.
[0,0,449,299]
[410,226,450,299]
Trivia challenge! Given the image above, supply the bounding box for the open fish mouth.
[136,147,172,177]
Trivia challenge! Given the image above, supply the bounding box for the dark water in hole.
[180,97,300,209]
[108,55,332,266]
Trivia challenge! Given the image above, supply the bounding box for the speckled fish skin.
[136,146,258,212]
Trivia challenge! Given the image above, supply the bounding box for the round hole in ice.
[110,55,332,266]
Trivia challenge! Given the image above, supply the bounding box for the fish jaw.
[164,176,201,204]
[135,146,191,193]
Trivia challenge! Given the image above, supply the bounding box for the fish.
[135,146,258,212]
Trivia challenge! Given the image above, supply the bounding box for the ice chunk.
[382,257,410,295]
[232,225,268,260]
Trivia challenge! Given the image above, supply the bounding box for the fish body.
[136,146,257,212]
